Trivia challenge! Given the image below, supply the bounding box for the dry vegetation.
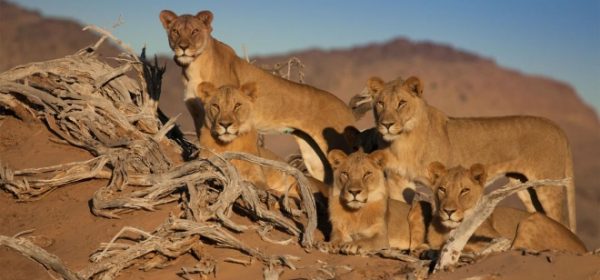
[0,27,580,279]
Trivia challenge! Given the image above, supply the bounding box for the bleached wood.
[0,25,321,279]
[0,235,82,280]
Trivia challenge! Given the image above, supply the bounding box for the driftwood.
[0,25,320,280]
[434,178,571,271]
[259,57,305,84]
[0,235,82,280]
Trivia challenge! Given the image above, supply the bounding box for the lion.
[424,162,586,253]
[326,149,424,254]
[196,81,328,198]
[360,76,576,232]
[159,10,356,183]
[341,127,420,203]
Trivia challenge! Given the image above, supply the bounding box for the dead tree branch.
[0,25,321,279]
[0,235,82,280]
[220,151,317,248]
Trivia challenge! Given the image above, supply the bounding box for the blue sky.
[11,0,600,113]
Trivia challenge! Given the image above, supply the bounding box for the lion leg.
[511,213,586,253]
[387,172,416,204]
[293,136,326,182]
[184,98,205,137]
[408,201,430,254]
[514,187,536,213]
[233,159,268,189]
[341,231,389,254]
[564,158,577,232]
[566,177,577,232]
[509,172,571,232]
[529,183,569,231]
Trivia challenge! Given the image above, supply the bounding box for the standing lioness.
[159,10,356,183]
[364,76,576,232]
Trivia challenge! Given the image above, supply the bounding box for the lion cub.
[197,82,327,197]
[327,149,422,254]
[425,162,587,254]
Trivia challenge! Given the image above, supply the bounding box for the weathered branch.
[0,26,326,279]
[220,152,317,247]
[0,235,82,280]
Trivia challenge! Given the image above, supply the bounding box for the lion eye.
[191,28,199,35]
[363,171,372,180]
[460,188,470,195]
[234,103,242,112]
[210,104,219,115]
[172,29,179,37]
[438,187,446,194]
[376,101,384,109]
[397,100,406,110]
[340,172,349,183]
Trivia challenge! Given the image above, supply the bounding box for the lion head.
[427,162,487,229]
[196,82,257,143]
[327,150,388,210]
[159,10,214,66]
[364,76,426,142]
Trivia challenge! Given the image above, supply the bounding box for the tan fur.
[364,75,576,232]
[327,150,422,253]
[196,82,267,188]
[258,147,329,198]
[425,163,586,254]
[197,82,326,197]
[160,10,355,183]
[342,127,417,203]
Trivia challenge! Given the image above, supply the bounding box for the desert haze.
[0,1,599,279]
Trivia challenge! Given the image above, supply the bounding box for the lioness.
[197,81,328,197]
[425,162,586,253]
[362,76,576,232]
[159,10,356,183]
[326,149,422,254]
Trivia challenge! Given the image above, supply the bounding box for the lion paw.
[316,240,339,253]
[339,242,364,255]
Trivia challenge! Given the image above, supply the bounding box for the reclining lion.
[159,10,356,183]
[326,149,423,254]
[424,162,586,254]
[360,76,576,232]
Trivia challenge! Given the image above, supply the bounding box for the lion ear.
[240,82,257,101]
[159,10,178,29]
[469,163,487,186]
[196,10,214,28]
[197,82,216,100]
[402,76,423,98]
[367,77,385,98]
[369,150,388,168]
[427,161,447,186]
[328,149,347,170]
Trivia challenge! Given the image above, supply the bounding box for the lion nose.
[219,121,233,130]
[178,42,189,50]
[348,189,362,197]
[381,122,393,130]
[443,208,456,217]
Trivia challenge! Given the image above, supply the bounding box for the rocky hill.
[1,0,598,248]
